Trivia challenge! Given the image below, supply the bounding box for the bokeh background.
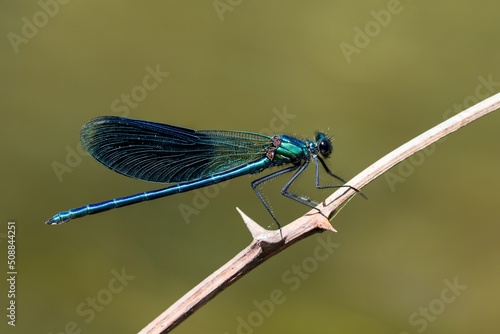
[1,1,499,333]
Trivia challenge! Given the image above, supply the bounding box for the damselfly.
[46,116,363,227]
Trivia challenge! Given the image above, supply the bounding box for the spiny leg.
[280,156,366,220]
[279,158,328,218]
[251,165,300,229]
[251,156,365,230]
[315,155,367,200]
[253,157,341,222]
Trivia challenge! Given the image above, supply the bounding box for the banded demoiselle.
[45,116,362,227]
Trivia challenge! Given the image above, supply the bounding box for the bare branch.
[139,93,500,333]
[320,92,500,218]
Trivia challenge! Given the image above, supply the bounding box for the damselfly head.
[314,132,333,158]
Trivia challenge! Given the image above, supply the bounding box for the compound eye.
[319,139,332,157]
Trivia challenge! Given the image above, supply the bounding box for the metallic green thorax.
[267,134,309,166]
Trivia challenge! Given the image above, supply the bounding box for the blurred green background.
[1,1,499,333]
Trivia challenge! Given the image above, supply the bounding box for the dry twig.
[139,93,500,333]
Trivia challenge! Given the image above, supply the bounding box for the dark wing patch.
[80,116,271,183]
